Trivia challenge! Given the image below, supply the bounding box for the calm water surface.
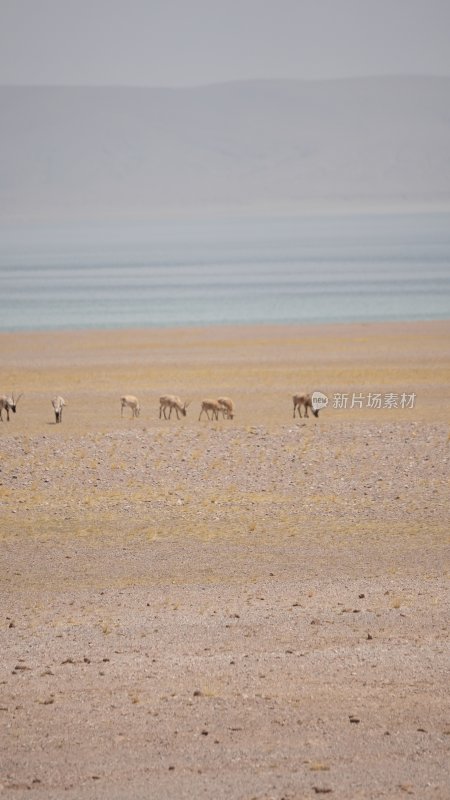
[0,213,449,331]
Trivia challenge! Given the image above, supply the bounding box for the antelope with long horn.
[0,393,23,422]
[159,395,190,420]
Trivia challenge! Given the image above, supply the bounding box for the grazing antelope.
[217,396,235,419]
[199,399,221,421]
[293,393,319,419]
[52,395,67,423]
[0,393,23,422]
[120,395,140,418]
[159,395,190,420]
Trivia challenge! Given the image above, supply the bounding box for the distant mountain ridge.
[1,76,450,222]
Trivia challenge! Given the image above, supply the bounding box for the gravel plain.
[1,321,449,799]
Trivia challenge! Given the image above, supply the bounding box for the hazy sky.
[1,0,450,87]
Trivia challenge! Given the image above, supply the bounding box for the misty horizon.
[3,73,450,91]
[2,1,450,88]
[2,76,449,224]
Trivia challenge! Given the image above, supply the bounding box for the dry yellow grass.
[1,320,449,436]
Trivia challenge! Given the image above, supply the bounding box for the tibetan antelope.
[52,396,67,423]
[159,395,190,420]
[293,393,319,419]
[0,393,23,422]
[120,395,140,418]
[217,397,235,419]
[199,399,221,421]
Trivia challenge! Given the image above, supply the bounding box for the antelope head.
[10,392,23,413]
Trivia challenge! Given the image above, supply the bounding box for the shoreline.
[1,315,448,339]
[1,314,450,335]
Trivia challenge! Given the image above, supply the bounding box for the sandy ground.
[1,321,449,799]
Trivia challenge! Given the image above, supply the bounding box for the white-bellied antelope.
[0,393,23,422]
[52,395,67,423]
[159,395,190,420]
[120,395,140,418]
[199,399,221,421]
[217,396,235,419]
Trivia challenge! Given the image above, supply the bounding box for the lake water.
[0,213,449,331]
